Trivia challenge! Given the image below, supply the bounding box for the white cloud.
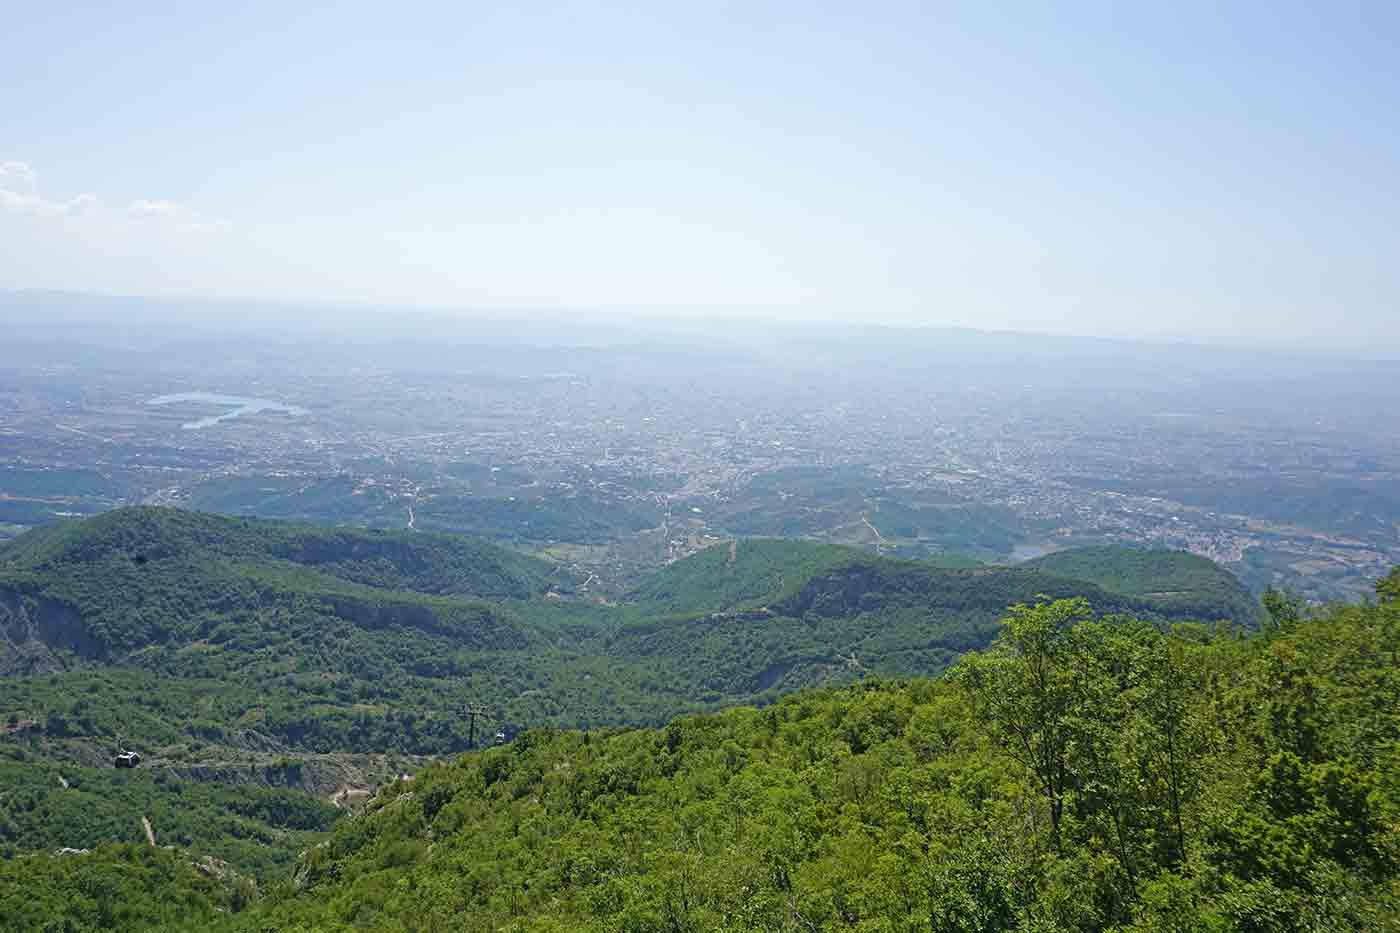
[0,161,99,217]
[0,161,38,194]
[1,160,224,228]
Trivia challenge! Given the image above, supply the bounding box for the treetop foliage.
[210,592,1400,932]
[1378,566,1400,604]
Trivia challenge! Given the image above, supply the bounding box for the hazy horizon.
[5,3,1400,341]
[7,287,1400,359]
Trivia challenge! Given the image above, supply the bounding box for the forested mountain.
[636,538,1253,623]
[0,510,1259,739]
[0,512,1259,755]
[0,507,1275,927]
[0,506,566,650]
[232,594,1399,932]
[1024,545,1265,624]
[17,587,1393,932]
[615,538,1260,700]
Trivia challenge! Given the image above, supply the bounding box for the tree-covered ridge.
[0,509,1260,701]
[1023,545,1263,623]
[630,538,1026,617]
[0,508,1263,898]
[607,538,1261,713]
[226,593,1400,932]
[0,509,1263,761]
[628,539,866,614]
[633,538,1256,625]
[0,506,569,664]
[609,556,1241,707]
[0,503,1386,930]
[0,505,566,602]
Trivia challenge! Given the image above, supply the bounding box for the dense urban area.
[4,294,1398,602]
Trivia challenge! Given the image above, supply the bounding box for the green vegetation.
[1025,545,1264,623]
[0,505,565,605]
[0,467,132,500]
[628,539,860,615]
[0,508,1265,907]
[0,750,337,877]
[0,843,247,932]
[220,591,1400,931]
[635,538,1253,625]
[0,497,105,526]
[1379,566,1400,603]
[615,539,1258,705]
[0,513,1258,757]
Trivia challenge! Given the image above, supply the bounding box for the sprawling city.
[6,294,1396,603]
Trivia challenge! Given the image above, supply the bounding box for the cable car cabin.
[114,751,142,769]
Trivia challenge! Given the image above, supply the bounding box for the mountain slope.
[633,538,1254,622]
[1024,545,1261,623]
[613,538,1260,703]
[0,506,573,665]
[0,509,1261,887]
[0,510,599,884]
[221,598,1400,932]
[628,538,858,614]
[0,843,247,933]
[0,505,565,601]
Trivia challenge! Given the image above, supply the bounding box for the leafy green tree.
[955,597,1093,850]
[1262,586,1307,634]
[1377,566,1399,604]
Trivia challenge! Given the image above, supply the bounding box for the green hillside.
[219,595,1400,932]
[0,748,337,877]
[0,509,610,882]
[0,505,565,603]
[0,509,1263,889]
[0,843,249,933]
[629,539,863,614]
[1024,546,1262,623]
[630,535,1254,622]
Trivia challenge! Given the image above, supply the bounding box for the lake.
[146,392,308,430]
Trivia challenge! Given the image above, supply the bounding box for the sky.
[3,1,1399,340]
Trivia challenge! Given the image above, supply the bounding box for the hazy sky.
[4,2,1399,339]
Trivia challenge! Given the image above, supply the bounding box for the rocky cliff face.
[0,588,95,675]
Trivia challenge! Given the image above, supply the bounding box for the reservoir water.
[147,392,307,430]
